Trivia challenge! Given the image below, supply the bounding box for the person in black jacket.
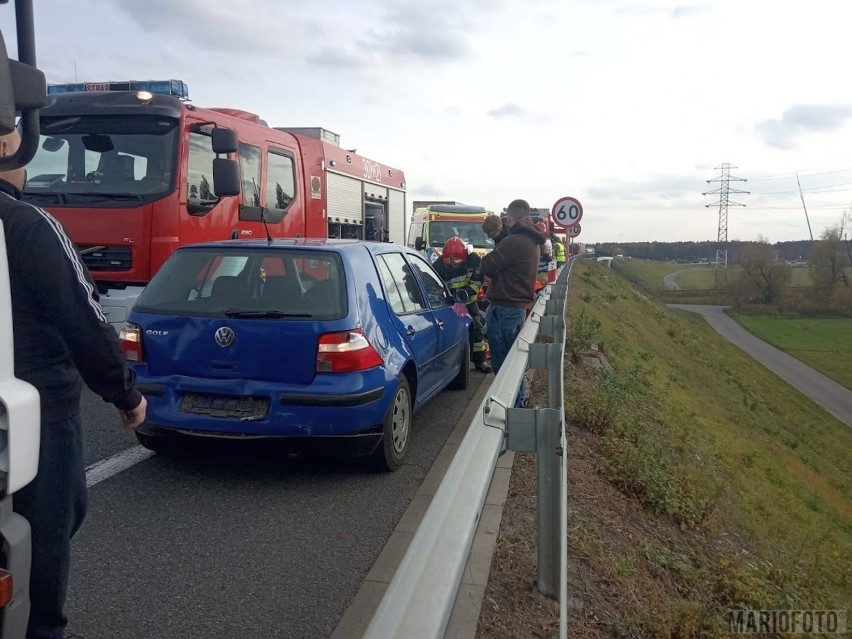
[432,236,491,373]
[0,129,147,639]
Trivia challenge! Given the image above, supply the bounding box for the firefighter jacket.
[432,251,483,307]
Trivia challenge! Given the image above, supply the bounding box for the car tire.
[370,374,412,472]
[447,334,470,391]
[135,431,180,455]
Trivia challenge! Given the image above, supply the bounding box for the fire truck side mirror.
[0,31,15,134]
[211,127,238,154]
[212,158,241,197]
[0,28,46,171]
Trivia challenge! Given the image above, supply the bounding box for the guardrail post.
[512,339,566,602]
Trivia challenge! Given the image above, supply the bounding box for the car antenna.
[252,178,273,245]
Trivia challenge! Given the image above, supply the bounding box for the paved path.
[669,304,852,428]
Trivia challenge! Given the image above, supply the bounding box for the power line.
[750,168,852,181]
[753,181,852,195]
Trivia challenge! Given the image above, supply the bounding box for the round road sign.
[567,223,581,238]
[551,196,583,229]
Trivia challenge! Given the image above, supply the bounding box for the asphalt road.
[669,304,852,427]
[64,371,491,639]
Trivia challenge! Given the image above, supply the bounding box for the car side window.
[406,253,452,309]
[377,253,427,315]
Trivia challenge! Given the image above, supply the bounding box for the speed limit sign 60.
[551,196,583,229]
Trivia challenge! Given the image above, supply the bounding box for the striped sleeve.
[18,205,141,411]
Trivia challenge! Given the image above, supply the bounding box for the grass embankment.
[563,260,851,637]
[730,315,852,391]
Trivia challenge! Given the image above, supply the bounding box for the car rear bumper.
[131,368,395,438]
[137,422,383,456]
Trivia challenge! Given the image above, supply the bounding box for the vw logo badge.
[214,326,235,348]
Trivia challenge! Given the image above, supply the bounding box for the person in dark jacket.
[480,199,546,407]
[0,129,147,639]
[432,236,491,373]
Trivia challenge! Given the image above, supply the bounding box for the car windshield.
[429,220,493,249]
[134,248,347,320]
[21,114,179,206]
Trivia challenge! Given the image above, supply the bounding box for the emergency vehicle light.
[47,79,189,99]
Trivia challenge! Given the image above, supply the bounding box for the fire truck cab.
[22,80,407,330]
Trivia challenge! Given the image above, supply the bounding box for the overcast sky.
[2,0,851,244]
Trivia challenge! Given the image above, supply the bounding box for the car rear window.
[134,248,347,319]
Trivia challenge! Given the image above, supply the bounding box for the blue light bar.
[47,80,189,99]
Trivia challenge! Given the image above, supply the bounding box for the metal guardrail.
[363,260,576,639]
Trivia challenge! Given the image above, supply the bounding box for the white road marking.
[85,445,155,487]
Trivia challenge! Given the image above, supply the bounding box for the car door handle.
[437,319,445,329]
[406,326,416,336]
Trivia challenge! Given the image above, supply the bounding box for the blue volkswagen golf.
[119,239,472,471]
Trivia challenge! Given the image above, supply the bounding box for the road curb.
[330,372,511,639]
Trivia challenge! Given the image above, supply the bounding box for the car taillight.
[119,322,144,362]
[316,329,383,373]
[0,569,12,608]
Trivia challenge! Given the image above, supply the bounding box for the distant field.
[612,259,686,290]
[674,266,719,289]
[732,315,852,390]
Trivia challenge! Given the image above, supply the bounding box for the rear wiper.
[223,309,312,318]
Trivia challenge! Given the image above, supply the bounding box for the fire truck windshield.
[429,220,493,250]
[21,114,179,206]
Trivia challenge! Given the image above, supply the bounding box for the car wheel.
[370,374,412,472]
[447,334,470,391]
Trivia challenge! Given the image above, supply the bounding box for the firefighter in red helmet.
[433,236,491,374]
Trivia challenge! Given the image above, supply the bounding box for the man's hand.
[120,395,147,430]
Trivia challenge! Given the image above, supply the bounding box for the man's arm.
[19,210,143,414]
[480,237,513,277]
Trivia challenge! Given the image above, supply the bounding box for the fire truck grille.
[76,245,132,271]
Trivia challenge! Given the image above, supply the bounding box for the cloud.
[306,48,371,72]
[487,103,551,124]
[360,3,473,62]
[487,103,527,118]
[586,175,704,201]
[671,5,708,18]
[108,0,294,54]
[756,104,852,150]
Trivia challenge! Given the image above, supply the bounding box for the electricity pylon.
[704,163,748,287]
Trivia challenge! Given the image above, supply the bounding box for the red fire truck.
[23,80,407,329]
